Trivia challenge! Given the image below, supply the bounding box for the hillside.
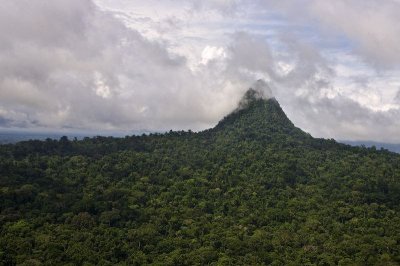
[1,89,400,265]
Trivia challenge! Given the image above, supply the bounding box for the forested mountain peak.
[213,87,310,141]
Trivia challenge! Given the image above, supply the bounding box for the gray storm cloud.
[0,0,400,142]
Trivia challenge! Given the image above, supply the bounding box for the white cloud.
[201,46,226,65]
[93,72,112,99]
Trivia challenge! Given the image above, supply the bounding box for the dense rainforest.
[1,89,400,265]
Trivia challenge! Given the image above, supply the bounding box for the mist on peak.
[237,79,274,110]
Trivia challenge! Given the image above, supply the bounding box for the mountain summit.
[213,86,310,142]
[237,79,273,110]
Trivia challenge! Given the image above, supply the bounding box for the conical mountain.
[212,87,312,142]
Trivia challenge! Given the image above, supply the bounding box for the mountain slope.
[212,90,311,144]
[1,88,400,265]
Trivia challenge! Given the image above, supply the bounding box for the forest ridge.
[1,88,400,265]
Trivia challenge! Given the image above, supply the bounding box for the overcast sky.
[1,0,400,142]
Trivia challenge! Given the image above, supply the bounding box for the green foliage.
[1,96,400,265]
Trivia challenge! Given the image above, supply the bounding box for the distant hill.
[341,140,400,153]
[1,87,400,265]
[0,130,149,144]
[0,131,68,144]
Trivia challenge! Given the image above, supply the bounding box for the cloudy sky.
[1,0,400,142]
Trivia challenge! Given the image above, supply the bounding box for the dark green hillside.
[215,89,298,133]
[1,89,400,265]
[211,90,312,146]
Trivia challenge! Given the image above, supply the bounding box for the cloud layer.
[1,0,400,142]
